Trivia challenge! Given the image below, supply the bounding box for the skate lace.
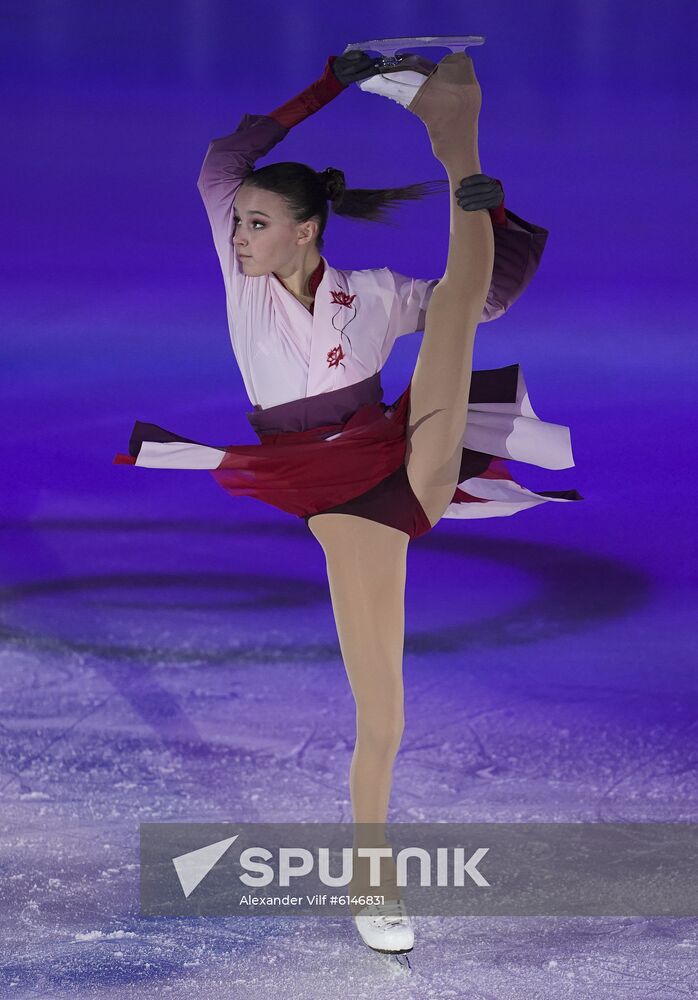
[369,897,407,924]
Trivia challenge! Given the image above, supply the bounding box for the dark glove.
[455,174,504,212]
[331,51,384,87]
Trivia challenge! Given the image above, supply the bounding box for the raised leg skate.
[346,34,485,110]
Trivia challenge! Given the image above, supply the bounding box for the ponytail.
[244,160,448,251]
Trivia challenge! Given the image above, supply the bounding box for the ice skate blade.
[343,35,485,57]
[369,944,414,955]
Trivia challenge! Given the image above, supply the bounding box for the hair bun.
[321,167,346,204]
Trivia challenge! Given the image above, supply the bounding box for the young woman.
[114,49,582,956]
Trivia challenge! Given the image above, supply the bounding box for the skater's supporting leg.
[405,53,495,526]
[307,512,408,907]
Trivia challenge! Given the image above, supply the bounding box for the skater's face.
[232,184,320,274]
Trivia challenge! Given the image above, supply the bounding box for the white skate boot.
[353,895,415,954]
[355,55,438,109]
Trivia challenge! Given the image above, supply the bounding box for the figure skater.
[114,47,582,959]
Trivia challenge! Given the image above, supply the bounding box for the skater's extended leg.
[307,512,409,909]
[405,53,495,526]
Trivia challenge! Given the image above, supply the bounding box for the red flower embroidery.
[328,287,357,371]
[330,289,356,308]
[327,344,345,369]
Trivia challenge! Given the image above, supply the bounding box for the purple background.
[1,2,697,995]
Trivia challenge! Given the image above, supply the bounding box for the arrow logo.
[172,834,239,898]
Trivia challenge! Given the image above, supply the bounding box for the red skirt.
[112,367,583,539]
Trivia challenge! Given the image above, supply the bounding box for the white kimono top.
[196,113,550,410]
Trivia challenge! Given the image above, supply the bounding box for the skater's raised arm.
[196,55,348,273]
